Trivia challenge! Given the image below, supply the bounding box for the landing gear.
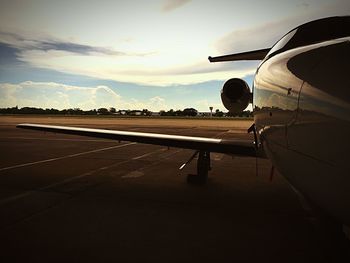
[187,151,211,185]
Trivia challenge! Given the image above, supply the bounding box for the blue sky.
[0,0,349,111]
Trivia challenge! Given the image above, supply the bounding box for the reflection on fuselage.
[253,36,350,225]
[254,45,303,148]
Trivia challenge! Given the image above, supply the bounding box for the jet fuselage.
[254,22,350,225]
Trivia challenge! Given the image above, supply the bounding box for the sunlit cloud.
[10,41,256,86]
[0,81,176,111]
[0,81,120,110]
[1,0,349,110]
[129,96,169,111]
[2,1,349,88]
[195,99,223,112]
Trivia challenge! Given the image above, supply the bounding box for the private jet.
[18,16,350,235]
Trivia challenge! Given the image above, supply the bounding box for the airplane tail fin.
[208,48,270,62]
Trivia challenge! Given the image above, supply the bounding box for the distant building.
[151,112,160,116]
[198,112,211,117]
[129,110,142,116]
[118,110,128,115]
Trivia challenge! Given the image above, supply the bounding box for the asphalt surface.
[0,117,348,262]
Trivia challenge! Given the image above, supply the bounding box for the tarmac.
[0,116,348,262]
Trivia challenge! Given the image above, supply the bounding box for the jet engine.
[221,78,252,113]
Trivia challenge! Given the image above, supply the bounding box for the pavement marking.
[0,136,116,142]
[0,142,137,172]
[38,148,168,189]
[0,146,170,206]
[213,130,230,138]
[122,149,183,179]
[122,171,144,178]
[121,128,230,180]
[0,130,226,205]
[0,191,34,206]
[132,148,167,160]
[0,165,114,206]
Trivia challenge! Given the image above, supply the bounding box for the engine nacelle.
[221,78,252,113]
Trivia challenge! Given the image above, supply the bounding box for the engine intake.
[221,78,251,113]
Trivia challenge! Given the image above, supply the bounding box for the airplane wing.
[208,48,270,62]
[17,123,257,157]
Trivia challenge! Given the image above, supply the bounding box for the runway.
[0,116,347,262]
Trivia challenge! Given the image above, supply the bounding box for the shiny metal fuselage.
[253,37,350,225]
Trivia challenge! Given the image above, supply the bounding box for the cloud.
[0,81,121,110]
[0,16,260,86]
[214,16,306,55]
[149,96,167,111]
[195,99,223,112]
[161,0,191,12]
[2,29,253,86]
[0,81,173,111]
[215,1,350,54]
[1,0,350,89]
[10,46,255,86]
[0,42,20,65]
[36,41,124,56]
[0,30,136,57]
[124,96,169,111]
[150,96,165,104]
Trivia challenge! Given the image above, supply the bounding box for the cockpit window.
[267,29,297,56]
[266,16,350,59]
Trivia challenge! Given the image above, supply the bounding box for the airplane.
[17,16,350,237]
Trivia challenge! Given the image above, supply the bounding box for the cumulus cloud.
[195,99,223,112]
[0,81,173,111]
[149,96,167,111]
[150,96,165,104]
[161,0,191,12]
[0,81,121,110]
[121,96,169,112]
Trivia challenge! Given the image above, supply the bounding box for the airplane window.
[267,29,297,56]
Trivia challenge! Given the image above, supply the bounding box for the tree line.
[0,106,253,117]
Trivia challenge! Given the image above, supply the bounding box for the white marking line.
[0,191,34,206]
[1,137,116,142]
[0,142,137,172]
[213,131,229,138]
[122,149,183,179]
[132,148,167,160]
[38,148,166,189]
[122,171,144,178]
[0,146,170,205]
[0,165,112,206]
[0,129,225,205]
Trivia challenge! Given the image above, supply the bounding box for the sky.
[0,0,349,112]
